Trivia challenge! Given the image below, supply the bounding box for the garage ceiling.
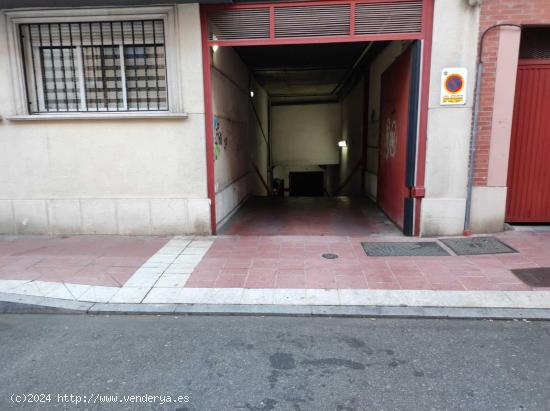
[234,41,388,104]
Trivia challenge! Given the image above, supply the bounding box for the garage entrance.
[201,0,433,236]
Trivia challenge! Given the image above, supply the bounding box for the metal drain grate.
[361,242,450,257]
[322,253,339,260]
[511,267,550,287]
[440,237,517,256]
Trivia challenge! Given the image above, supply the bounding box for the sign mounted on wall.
[440,68,467,105]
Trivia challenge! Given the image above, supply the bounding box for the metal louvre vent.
[208,8,270,40]
[520,28,550,59]
[275,4,351,38]
[355,1,422,35]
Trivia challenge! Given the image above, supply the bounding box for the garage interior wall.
[339,76,365,197]
[212,46,269,225]
[222,41,416,206]
[271,103,341,195]
[0,4,211,235]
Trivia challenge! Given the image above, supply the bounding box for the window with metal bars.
[19,20,168,113]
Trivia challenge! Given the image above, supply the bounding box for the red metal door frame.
[200,0,434,235]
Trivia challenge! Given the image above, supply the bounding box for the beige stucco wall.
[0,4,210,235]
[420,0,480,236]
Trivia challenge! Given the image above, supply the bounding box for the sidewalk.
[1,230,550,317]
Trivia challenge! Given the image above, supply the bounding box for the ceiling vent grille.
[355,1,423,35]
[208,8,270,40]
[275,4,351,38]
[520,28,550,59]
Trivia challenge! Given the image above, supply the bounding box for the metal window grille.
[19,20,168,113]
[520,28,550,60]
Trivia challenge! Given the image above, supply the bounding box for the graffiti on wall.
[384,115,397,160]
[213,115,228,160]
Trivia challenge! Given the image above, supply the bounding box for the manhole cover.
[361,242,450,257]
[322,253,339,260]
[440,236,517,256]
[511,267,550,287]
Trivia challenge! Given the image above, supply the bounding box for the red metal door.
[377,48,412,229]
[506,60,550,222]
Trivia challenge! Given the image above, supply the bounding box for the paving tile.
[109,287,150,303]
[305,289,340,305]
[64,283,92,299]
[335,275,368,289]
[124,273,162,288]
[273,289,307,305]
[338,289,371,305]
[184,278,216,288]
[142,287,183,304]
[202,288,244,304]
[459,276,501,291]
[45,284,75,300]
[215,275,247,288]
[305,275,337,289]
[275,274,306,288]
[78,286,119,303]
[155,274,190,288]
[0,279,31,293]
[241,288,274,305]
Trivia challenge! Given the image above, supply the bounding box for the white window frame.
[4,6,186,119]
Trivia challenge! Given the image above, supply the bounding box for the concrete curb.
[1,293,550,320]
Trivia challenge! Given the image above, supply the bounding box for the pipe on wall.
[463,23,522,236]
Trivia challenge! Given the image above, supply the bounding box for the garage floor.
[218,196,402,237]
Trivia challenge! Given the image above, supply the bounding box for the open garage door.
[377,42,420,233]
[200,0,433,235]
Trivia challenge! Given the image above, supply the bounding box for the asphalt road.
[1,315,549,411]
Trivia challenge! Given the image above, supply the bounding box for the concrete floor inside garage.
[211,40,415,237]
[219,197,402,237]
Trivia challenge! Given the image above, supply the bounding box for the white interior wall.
[339,76,365,197]
[212,46,269,225]
[248,76,270,197]
[0,4,210,235]
[271,103,341,194]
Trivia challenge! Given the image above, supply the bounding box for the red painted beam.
[200,11,217,235]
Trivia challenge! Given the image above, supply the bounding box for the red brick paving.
[0,235,168,286]
[185,232,550,291]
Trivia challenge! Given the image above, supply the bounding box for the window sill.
[7,112,188,121]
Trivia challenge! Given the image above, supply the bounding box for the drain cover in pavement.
[361,242,450,257]
[440,236,517,256]
[322,253,339,260]
[511,267,550,287]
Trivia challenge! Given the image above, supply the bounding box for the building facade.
[0,0,547,237]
